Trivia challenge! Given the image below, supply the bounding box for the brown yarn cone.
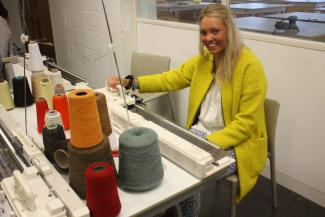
[95,92,112,136]
[69,137,116,198]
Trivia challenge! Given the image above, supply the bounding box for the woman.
[0,1,11,58]
[0,1,11,79]
[108,4,267,216]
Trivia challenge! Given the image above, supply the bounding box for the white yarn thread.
[4,63,15,89]
[49,68,62,89]
[0,80,14,110]
[45,110,63,127]
[40,79,54,109]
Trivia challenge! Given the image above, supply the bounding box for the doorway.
[18,0,56,61]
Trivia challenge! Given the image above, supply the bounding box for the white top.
[0,16,11,58]
[192,79,224,134]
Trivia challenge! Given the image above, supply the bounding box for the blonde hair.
[199,4,243,83]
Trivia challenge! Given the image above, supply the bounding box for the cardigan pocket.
[239,137,267,176]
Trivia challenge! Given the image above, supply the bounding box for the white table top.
[6,63,232,217]
[276,0,325,7]
[230,3,289,16]
[8,101,225,217]
[157,1,211,12]
[231,3,289,10]
[236,16,325,41]
[8,104,204,217]
[315,6,325,9]
[278,0,325,3]
[264,12,325,23]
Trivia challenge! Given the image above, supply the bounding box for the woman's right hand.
[106,76,128,89]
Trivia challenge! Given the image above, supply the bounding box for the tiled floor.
[199,175,325,217]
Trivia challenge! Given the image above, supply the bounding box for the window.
[138,0,325,43]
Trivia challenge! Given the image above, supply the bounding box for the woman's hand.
[106,76,128,89]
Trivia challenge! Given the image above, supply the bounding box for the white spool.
[49,68,62,89]
[28,41,44,72]
[45,110,63,127]
[40,79,54,109]
[4,63,15,89]
[0,80,14,110]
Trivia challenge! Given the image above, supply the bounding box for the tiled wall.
[49,0,136,88]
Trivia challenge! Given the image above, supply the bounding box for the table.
[7,107,231,217]
[264,11,325,23]
[230,3,289,17]
[236,16,325,41]
[315,7,325,12]
[157,1,211,23]
[278,0,325,6]
[157,1,210,12]
[5,63,233,217]
[277,0,325,12]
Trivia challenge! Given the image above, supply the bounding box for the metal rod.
[101,0,131,125]
[24,53,27,135]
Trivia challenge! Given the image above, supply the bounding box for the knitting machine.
[97,88,235,179]
[0,105,90,217]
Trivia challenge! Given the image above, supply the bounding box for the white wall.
[48,0,136,88]
[136,20,325,207]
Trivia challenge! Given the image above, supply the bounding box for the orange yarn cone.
[68,89,103,148]
[53,94,70,130]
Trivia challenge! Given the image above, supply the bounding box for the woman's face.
[200,16,227,56]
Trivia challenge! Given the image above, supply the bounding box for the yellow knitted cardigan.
[138,47,267,202]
